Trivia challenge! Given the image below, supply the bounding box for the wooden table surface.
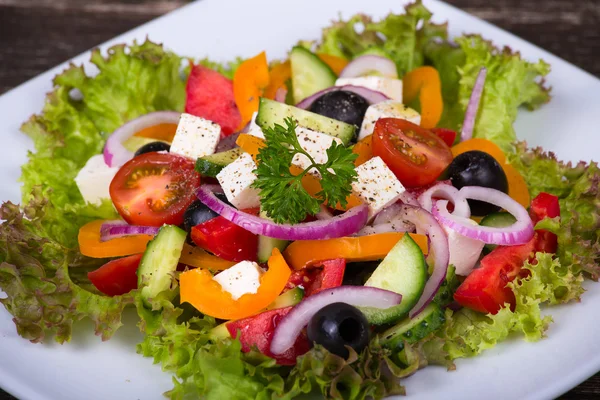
[0,0,599,399]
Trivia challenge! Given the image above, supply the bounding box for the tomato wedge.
[285,259,346,296]
[88,253,143,296]
[110,152,201,227]
[372,118,453,187]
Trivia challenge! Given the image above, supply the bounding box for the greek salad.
[1,2,599,399]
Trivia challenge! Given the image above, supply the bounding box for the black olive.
[183,193,230,232]
[342,261,380,286]
[307,302,370,358]
[134,141,171,156]
[442,150,509,216]
[309,90,369,129]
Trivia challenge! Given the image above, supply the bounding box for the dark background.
[0,0,599,399]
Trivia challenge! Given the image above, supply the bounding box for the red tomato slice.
[529,192,560,254]
[88,253,143,296]
[226,306,310,365]
[286,259,346,297]
[110,152,201,227]
[190,216,258,262]
[430,128,457,147]
[372,118,453,187]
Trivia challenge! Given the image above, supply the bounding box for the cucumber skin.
[137,225,187,303]
[195,148,243,178]
[379,304,446,351]
[290,46,336,103]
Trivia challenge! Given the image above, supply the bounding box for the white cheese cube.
[358,101,421,141]
[216,153,261,209]
[335,76,403,102]
[444,223,486,276]
[292,126,343,176]
[170,113,221,159]
[75,154,120,205]
[247,112,265,139]
[351,156,406,220]
[213,261,265,300]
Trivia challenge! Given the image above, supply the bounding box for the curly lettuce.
[425,35,551,150]
[317,1,447,76]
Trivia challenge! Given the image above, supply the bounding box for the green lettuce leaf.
[198,57,245,80]
[439,252,583,360]
[1,40,187,342]
[509,142,600,278]
[317,1,447,76]
[425,35,551,150]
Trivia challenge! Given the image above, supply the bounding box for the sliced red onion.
[460,67,487,142]
[431,186,534,245]
[356,221,413,236]
[417,183,471,219]
[103,111,181,167]
[339,55,398,79]
[397,205,449,318]
[295,85,389,109]
[274,87,287,103]
[99,221,159,242]
[315,205,333,221]
[270,286,402,355]
[197,185,368,240]
[398,191,420,207]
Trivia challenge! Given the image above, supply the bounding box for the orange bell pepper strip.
[236,133,362,211]
[179,243,236,271]
[133,123,178,142]
[451,138,530,209]
[264,60,291,100]
[283,233,428,270]
[317,54,349,76]
[179,248,291,320]
[402,66,443,129]
[233,52,270,128]
[352,136,373,167]
[78,220,153,258]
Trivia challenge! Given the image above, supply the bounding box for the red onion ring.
[339,55,397,79]
[270,286,402,355]
[355,221,413,236]
[460,67,487,142]
[431,186,534,245]
[417,183,471,218]
[196,185,369,240]
[315,205,334,221]
[103,111,181,167]
[99,221,159,242]
[274,87,287,103]
[397,205,449,318]
[295,85,389,110]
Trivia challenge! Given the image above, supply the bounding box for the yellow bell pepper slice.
[233,51,270,129]
[403,66,443,129]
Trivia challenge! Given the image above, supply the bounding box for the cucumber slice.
[360,235,427,325]
[480,212,517,252]
[209,321,230,341]
[257,208,289,263]
[137,225,187,303]
[195,147,244,178]
[122,136,169,152]
[266,287,304,310]
[290,46,337,103]
[256,98,356,145]
[379,303,446,351]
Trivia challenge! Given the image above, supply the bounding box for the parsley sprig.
[252,118,358,224]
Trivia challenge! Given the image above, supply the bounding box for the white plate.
[1,0,599,399]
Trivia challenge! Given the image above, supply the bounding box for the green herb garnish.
[252,117,358,224]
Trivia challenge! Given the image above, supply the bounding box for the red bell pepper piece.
[191,216,258,262]
[88,253,143,296]
[431,128,457,147]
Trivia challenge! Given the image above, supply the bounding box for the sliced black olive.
[309,90,370,128]
[182,193,230,232]
[134,141,171,157]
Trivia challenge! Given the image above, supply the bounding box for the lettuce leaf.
[440,252,584,359]
[1,40,187,342]
[509,142,600,279]
[425,36,551,150]
[317,1,447,76]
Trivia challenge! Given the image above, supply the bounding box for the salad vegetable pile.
[1,2,599,399]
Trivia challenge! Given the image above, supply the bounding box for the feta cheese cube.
[247,112,265,139]
[75,154,120,205]
[351,156,406,220]
[358,100,421,141]
[444,223,486,276]
[213,260,265,300]
[292,126,343,175]
[170,113,221,159]
[216,152,261,209]
[335,76,403,102]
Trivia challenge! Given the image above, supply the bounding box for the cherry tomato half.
[110,152,201,227]
[372,118,453,187]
